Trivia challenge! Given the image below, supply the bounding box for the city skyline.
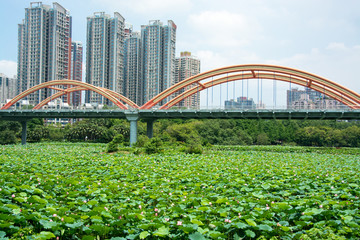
[0,0,359,107]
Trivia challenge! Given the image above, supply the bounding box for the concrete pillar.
[126,113,139,147]
[146,119,155,139]
[21,121,27,145]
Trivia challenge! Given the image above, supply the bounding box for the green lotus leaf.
[189,232,207,240]
[139,231,150,239]
[245,219,257,227]
[153,226,169,237]
[245,230,256,238]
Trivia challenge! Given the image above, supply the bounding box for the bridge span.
[1,109,360,146]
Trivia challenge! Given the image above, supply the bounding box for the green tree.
[27,125,49,142]
[256,132,270,145]
[0,129,17,145]
[295,126,327,146]
[341,126,360,147]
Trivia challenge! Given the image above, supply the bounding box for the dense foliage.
[0,118,360,147]
[0,143,359,239]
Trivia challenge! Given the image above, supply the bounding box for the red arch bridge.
[1,64,360,145]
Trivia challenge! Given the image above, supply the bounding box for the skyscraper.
[70,41,83,107]
[174,52,201,108]
[85,12,125,106]
[124,31,142,105]
[18,2,72,105]
[141,20,176,104]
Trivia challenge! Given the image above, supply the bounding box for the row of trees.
[1,118,360,147]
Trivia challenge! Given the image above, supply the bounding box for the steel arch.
[1,80,139,110]
[33,86,139,110]
[141,64,360,109]
[160,73,360,109]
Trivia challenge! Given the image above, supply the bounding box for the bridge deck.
[0,109,360,120]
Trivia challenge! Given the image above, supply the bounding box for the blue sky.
[1,0,359,107]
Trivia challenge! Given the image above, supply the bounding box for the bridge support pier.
[21,120,27,145]
[126,113,139,147]
[146,119,155,139]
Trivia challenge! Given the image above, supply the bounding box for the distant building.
[225,97,256,109]
[124,23,133,38]
[70,41,83,107]
[85,12,125,106]
[0,74,17,105]
[174,52,201,108]
[124,31,142,105]
[287,88,345,109]
[141,20,177,104]
[43,98,71,126]
[18,2,72,105]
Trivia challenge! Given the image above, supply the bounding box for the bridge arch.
[1,80,139,110]
[140,64,360,109]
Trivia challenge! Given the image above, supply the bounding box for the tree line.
[0,118,360,147]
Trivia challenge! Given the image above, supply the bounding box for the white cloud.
[0,60,17,78]
[326,42,347,51]
[270,44,360,93]
[195,50,232,71]
[91,0,193,16]
[187,10,261,48]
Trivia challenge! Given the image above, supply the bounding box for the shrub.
[256,133,270,145]
[185,143,203,154]
[134,135,149,147]
[106,141,118,153]
[112,134,124,144]
[0,130,17,145]
[144,137,163,154]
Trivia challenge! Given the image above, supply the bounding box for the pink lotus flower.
[11,194,15,198]
[139,205,142,209]
[177,221,182,226]
[53,214,57,217]
[154,208,158,212]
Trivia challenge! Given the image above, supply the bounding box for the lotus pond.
[0,143,359,239]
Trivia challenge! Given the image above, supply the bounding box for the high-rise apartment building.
[225,97,256,109]
[174,52,201,108]
[85,12,125,106]
[69,41,83,107]
[18,2,72,105]
[287,88,345,109]
[0,74,17,105]
[124,32,142,105]
[141,20,176,104]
